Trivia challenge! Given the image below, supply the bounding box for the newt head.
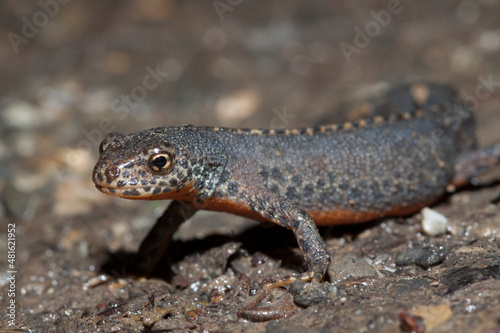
[92,127,215,201]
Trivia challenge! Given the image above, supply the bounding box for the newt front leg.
[132,201,196,276]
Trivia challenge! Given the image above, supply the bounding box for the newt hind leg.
[452,144,500,187]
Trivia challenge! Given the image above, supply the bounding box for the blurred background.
[1,0,500,331]
[1,0,499,220]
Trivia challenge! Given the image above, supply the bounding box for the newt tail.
[92,82,500,286]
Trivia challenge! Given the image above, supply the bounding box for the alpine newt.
[92,82,500,287]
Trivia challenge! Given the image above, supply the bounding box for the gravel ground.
[1,1,500,332]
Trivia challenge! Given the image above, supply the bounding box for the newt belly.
[92,82,500,286]
[199,195,441,226]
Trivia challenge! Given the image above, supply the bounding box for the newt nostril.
[93,170,104,183]
[105,167,120,184]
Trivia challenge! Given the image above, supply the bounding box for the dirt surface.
[1,1,500,332]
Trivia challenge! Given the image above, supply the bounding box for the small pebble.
[289,281,343,307]
[328,253,378,283]
[412,304,452,330]
[395,248,445,268]
[421,207,448,236]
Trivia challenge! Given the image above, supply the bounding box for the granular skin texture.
[92,82,500,286]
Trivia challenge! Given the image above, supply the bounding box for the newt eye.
[148,152,175,174]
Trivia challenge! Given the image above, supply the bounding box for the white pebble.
[421,207,448,236]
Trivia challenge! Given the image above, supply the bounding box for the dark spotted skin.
[92,83,500,287]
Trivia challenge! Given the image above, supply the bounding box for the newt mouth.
[94,184,118,195]
[95,184,150,199]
